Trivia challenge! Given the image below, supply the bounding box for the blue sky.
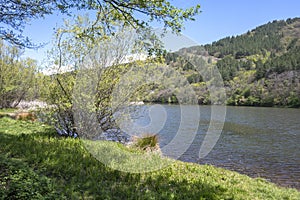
[22,0,300,65]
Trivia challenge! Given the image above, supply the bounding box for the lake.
[130,104,300,190]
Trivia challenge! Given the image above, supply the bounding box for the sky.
[22,0,300,65]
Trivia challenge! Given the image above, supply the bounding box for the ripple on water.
[134,105,300,190]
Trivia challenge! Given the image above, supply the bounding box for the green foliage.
[225,70,300,107]
[1,0,200,48]
[163,18,300,107]
[34,0,200,137]
[204,19,288,58]
[0,155,65,200]
[0,118,299,199]
[259,46,300,76]
[207,18,300,81]
[44,71,77,136]
[216,56,239,81]
[287,92,300,108]
[0,40,37,108]
[186,71,203,83]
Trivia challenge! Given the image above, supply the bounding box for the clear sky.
[22,0,300,65]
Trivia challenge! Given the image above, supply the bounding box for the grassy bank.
[0,117,299,199]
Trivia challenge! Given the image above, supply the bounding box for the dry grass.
[131,134,160,152]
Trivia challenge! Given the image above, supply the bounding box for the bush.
[287,94,300,108]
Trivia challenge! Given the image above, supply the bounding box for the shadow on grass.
[0,126,226,199]
[0,153,66,199]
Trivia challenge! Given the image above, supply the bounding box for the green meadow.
[0,117,299,199]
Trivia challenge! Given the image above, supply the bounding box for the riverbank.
[0,117,299,199]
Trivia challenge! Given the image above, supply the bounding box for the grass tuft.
[132,134,160,152]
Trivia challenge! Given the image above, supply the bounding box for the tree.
[0,0,200,48]
[45,16,153,138]
[22,0,200,138]
[0,40,37,108]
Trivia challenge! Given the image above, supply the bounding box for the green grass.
[0,117,299,199]
[0,108,16,118]
[0,108,17,113]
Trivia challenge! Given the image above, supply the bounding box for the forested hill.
[204,17,300,59]
[156,18,300,107]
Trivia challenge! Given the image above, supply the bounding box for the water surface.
[132,105,300,190]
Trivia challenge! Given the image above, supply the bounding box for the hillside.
[204,18,300,58]
[149,17,300,107]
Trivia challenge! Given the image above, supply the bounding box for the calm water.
[131,105,300,190]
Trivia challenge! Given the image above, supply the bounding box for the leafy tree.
[45,15,153,138]
[0,0,200,48]
[0,40,37,108]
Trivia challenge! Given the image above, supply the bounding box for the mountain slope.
[157,18,300,107]
[204,17,300,58]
